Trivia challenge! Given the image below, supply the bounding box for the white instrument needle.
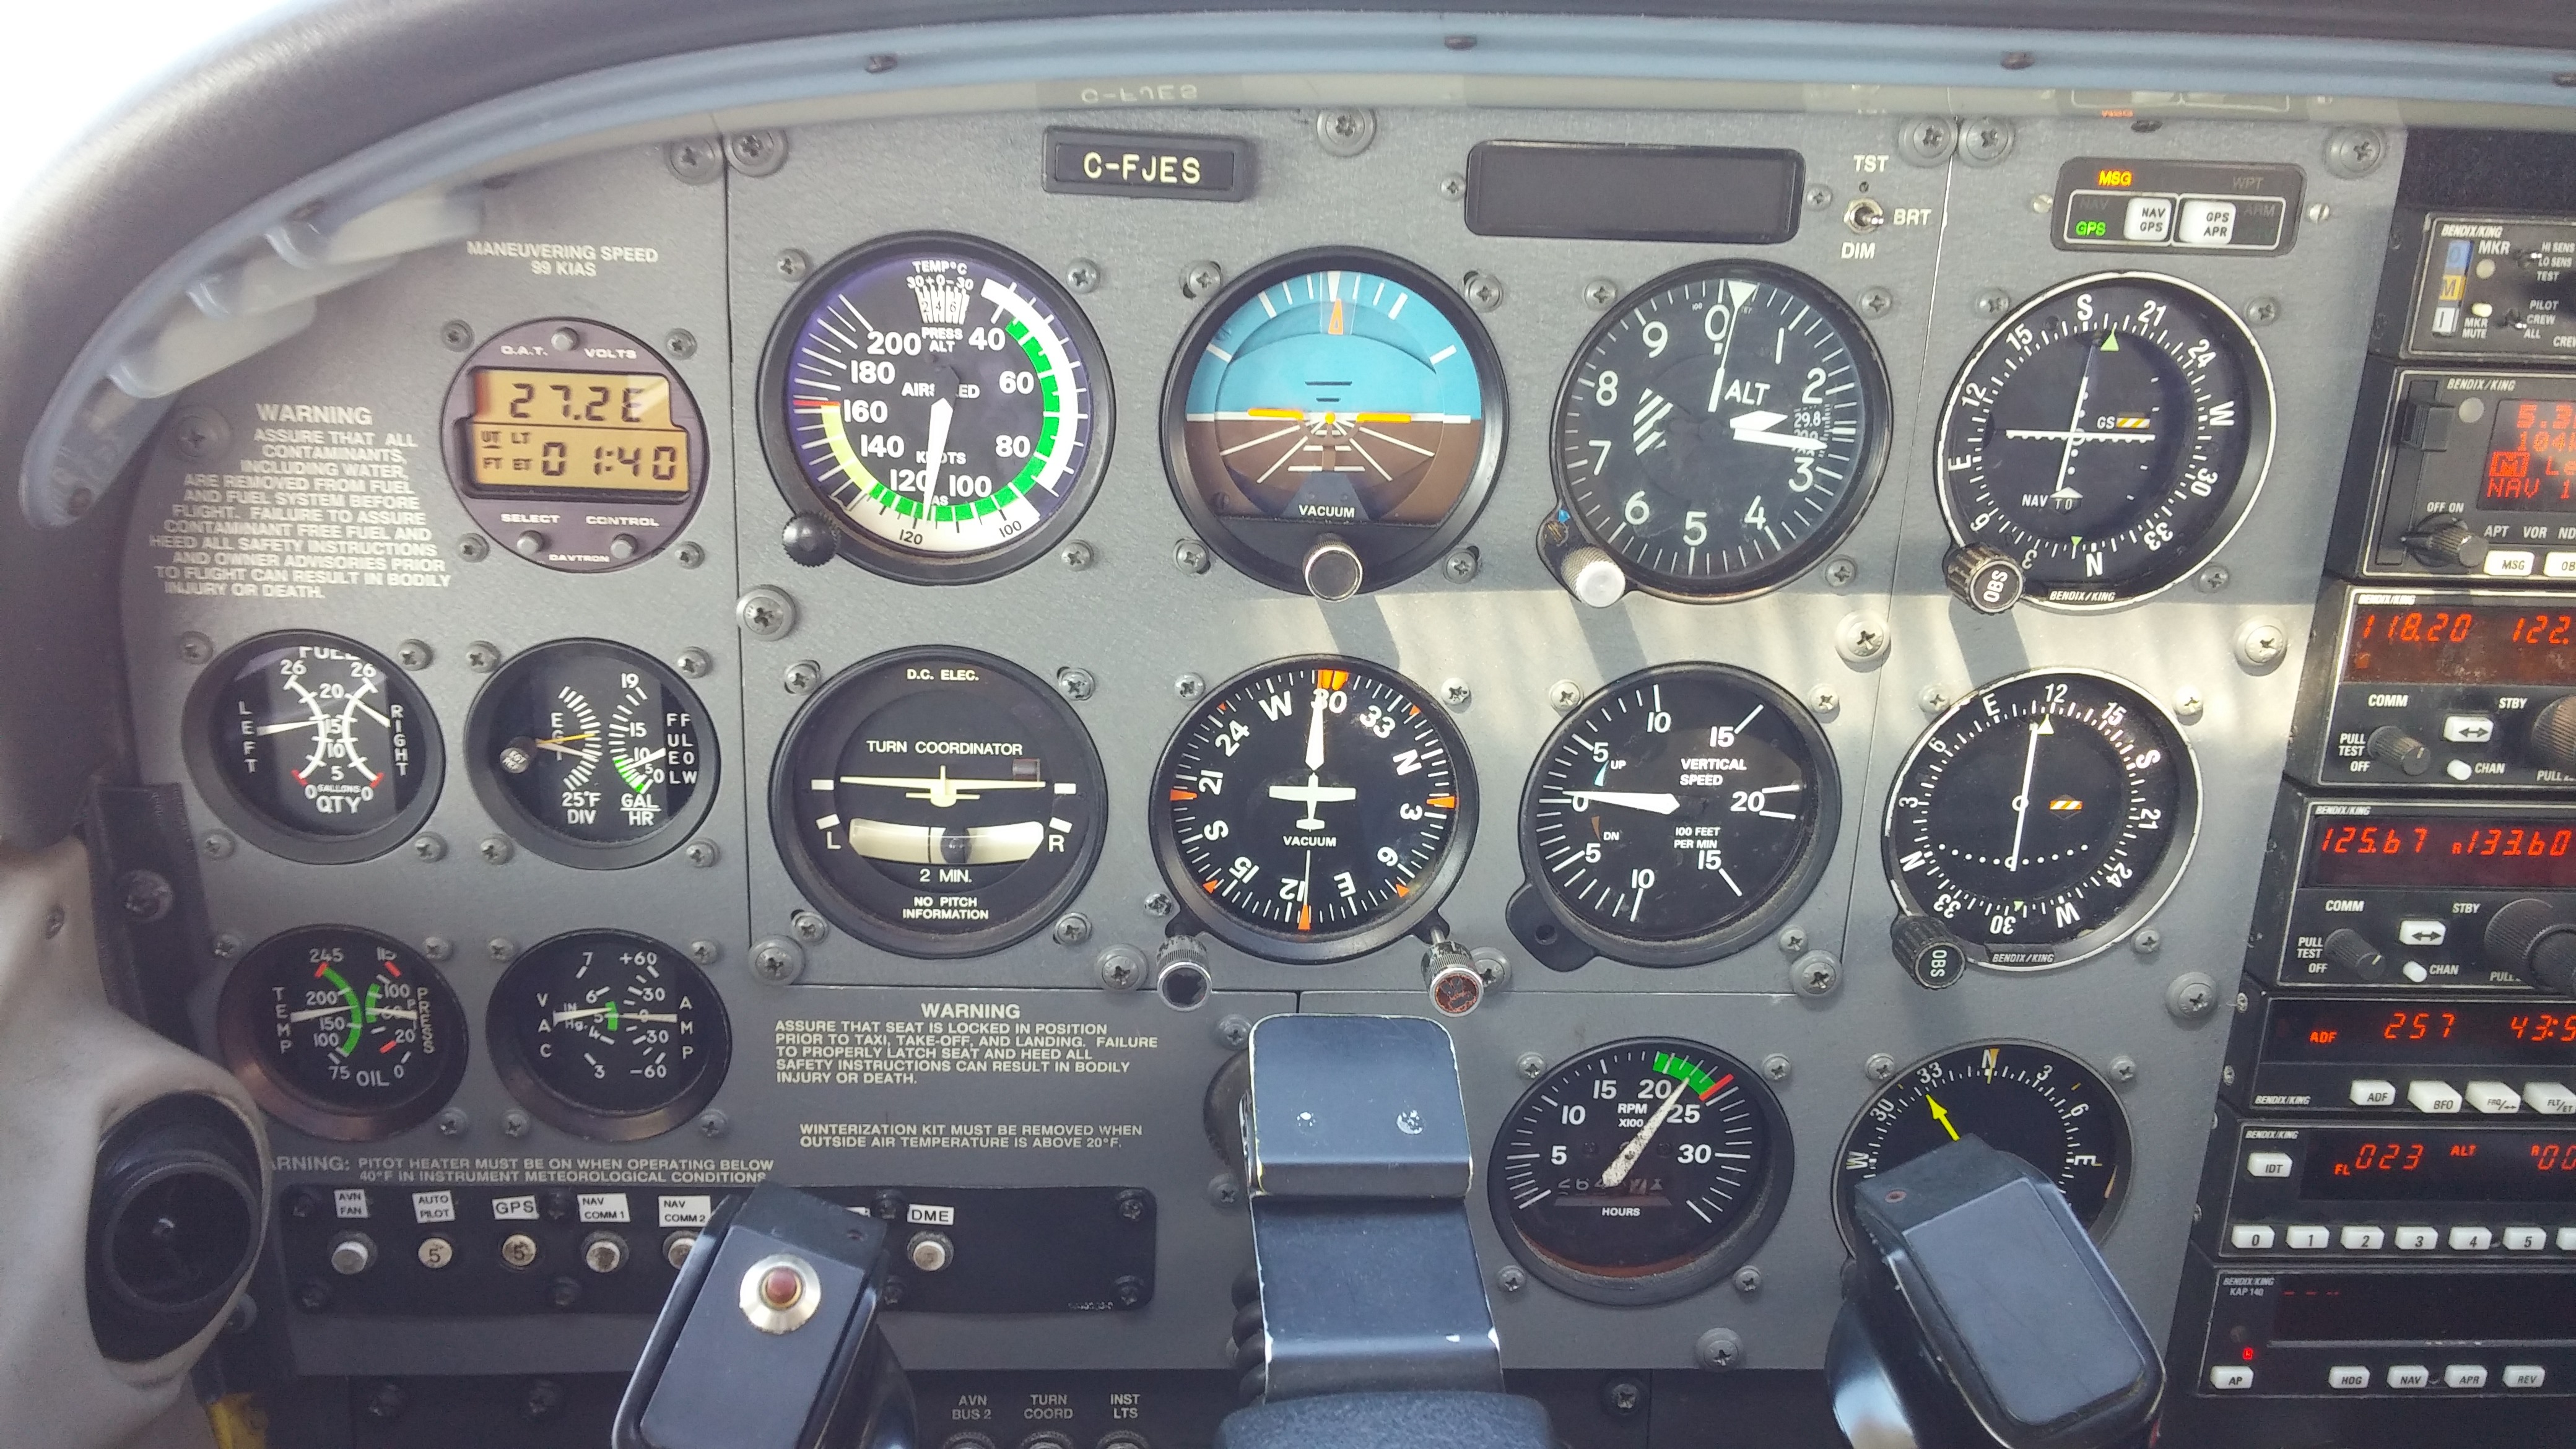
[1565,790,1682,815]
[920,397,955,505]
[1726,410,1827,452]
[1598,1083,1689,1190]
[2006,716,2053,873]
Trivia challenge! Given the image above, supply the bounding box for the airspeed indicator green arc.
[761,232,1112,583]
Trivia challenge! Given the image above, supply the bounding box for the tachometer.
[1883,669,2197,968]
[1552,261,1889,602]
[773,647,1108,957]
[1164,250,1504,598]
[761,233,1110,582]
[1936,274,2271,607]
[185,632,442,864]
[1515,664,1838,967]
[1832,1042,2130,1250]
[1490,1038,1790,1304]
[215,926,466,1141]
[1150,657,1474,962]
[463,640,714,868]
[487,930,729,1140]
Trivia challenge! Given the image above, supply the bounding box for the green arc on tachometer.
[1653,1050,1731,1100]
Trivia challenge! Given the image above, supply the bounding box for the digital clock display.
[464,368,691,494]
[2484,399,2576,511]
[2302,1127,2576,1202]
[2343,601,2576,685]
[2304,813,2576,889]
[2265,997,2576,1066]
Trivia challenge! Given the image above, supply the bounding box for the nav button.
[2328,1365,2371,1390]
[2387,1365,2431,1390]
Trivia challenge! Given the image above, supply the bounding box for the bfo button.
[2328,1365,2371,1390]
[2409,1081,2464,1113]
[2209,1365,2254,1390]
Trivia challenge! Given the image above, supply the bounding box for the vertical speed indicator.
[1150,658,1476,963]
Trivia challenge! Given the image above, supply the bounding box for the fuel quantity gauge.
[185,632,442,863]
[464,640,715,868]
[215,926,466,1141]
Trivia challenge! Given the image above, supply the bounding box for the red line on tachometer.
[1699,1073,1734,1102]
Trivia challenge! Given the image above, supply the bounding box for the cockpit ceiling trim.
[16,8,2576,528]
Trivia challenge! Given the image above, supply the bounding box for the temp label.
[144,401,448,598]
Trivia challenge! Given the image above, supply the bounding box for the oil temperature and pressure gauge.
[1512,664,1839,968]
[215,926,467,1141]
[1884,670,2197,971]
[1165,251,1505,599]
[1832,1042,2131,1249]
[185,632,442,863]
[487,930,729,1140]
[464,640,715,868]
[1150,657,1476,963]
[1936,274,2271,609]
[762,233,1110,582]
[1551,261,1890,604]
[1490,1038,1790,1304]
[774,648,1108,957]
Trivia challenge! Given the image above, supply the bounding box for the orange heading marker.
[1393,882,1410,897]
[1427,795,1456,809]
[1169,788,1198,801]
[1298,903,1312,931]
[1203,879,1221,894]
[1318,668,1351,690]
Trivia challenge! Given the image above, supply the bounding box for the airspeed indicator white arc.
[760,232,1111,583]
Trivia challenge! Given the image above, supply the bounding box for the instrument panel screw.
[1808,686,1841,717]
[1958,117,2015,167]
[502,1110,529,1138]
[751,938,806,984]
[1443,33,1477,50]
[1442,678,1473,709]
[457,533,490,562]
[464,642,502,673]
[1895,116,1955,166]
[422,936,453,962]
[1097,944,1146,990]
[363,1381,409,1422]
[1314,108,1377,157]
[783,660,820,695]
[2324,126,2387,178]
[698,1111,729,1138]
[479,836,515,865]
[2109,1056,2139,1084]
[1442,546,1481,582]
[170,406,228,459]
[209,931,238,959]
[1174,672,1206,701]
[1824,556,1859,590]
[674,541,705,568]
[117,870,174,924]
[1207,1174,1242,1208]
[738,586,797,640]
[1734,1266,1763,1294]
[1547,680,1584,713]
[1116,1189,1150,1222]
[2243,297,2280,326]
[684,839,720,869]
[2029,193,2053,215]
[1517,1052,1548,1080]
[1064,258,1103,294]
[790,910,830,945]
[1791,954,1840,999]
[1695,1328,1744,1371]
[1056,666,1097,702]
[394,639,432,671]
[2195,564,2231,593]
[676,648,715,679]
[1173,538,1212,574]
[1462,271,1506,312]
[688,940,720,966]
[1497,1265,1526,1293]
[1999,49,2035,70]
[1060,539,1095,570]
[776,248,811,280]
[488,937,515,962]
[2172,690,2204,723]
[1858,287,1894,318]
[1438,173,1466,201]
[2133,927,2164,955]
[1762,1053,1793,1083]
[1113,1275,1147,1308]
[2221,1064,2237,1086]
[1217,1014,1254,1050]
[438,320,475,352]
[1144,891,1177,918]
[1806,183,1834,210]
[1865,1053,1898,1082]
[663,329,698,359]
[864,53,897,74]
[411,833,446,863]
[1181,261,1225,298]
[2166,972,2219,1021]
[663,137,724,185]
[2235,620,2289,671]
[724,129,789,178]
[1834,612,1891,663]
[1582,278,1621,310]
[1053,913,1094,947]
[200,830,235,859]
[2305,201,2333,224]
[435,1108,469,1138]
[1973,288,2013,318]
[1918,685,1949,715]
[178,632,214,664]
[1604,1379,1646,1416]
[1777,926,1808,954]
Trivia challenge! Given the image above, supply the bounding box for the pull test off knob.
[1943,544,2024,614]
[2322,927,2389,983]
[2487,898,2576,995]
[2367,725,2432,777]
